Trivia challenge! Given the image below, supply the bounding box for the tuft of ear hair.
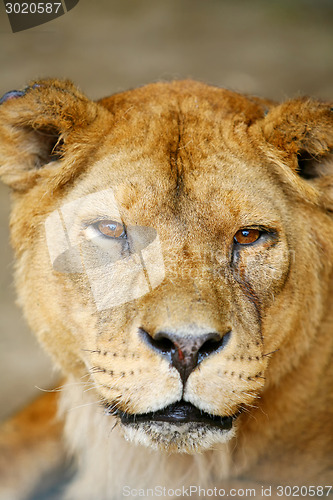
[260,97,333,179]
[0,79,100,191]
[257,97,333,211]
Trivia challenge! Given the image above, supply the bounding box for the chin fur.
[59,381,233,500]
[120,421,235,453]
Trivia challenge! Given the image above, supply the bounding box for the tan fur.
[0,80,332,499]
[0,392,64,499]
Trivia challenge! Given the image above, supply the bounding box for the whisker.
[34,385,61,393]
[83,385,98,393]
[110,420,119,432]
[262,349,280,357]
[67,400,102,412]
[34,381,94,393]
[89,366,107,374]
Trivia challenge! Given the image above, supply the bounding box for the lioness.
[0,80,332,500]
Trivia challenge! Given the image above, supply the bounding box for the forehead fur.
[98,80,269,121]
[95,80,270,161]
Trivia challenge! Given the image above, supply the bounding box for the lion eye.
[95,220,126,239]
[234,229,261,245]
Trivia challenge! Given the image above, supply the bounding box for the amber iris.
[234,229,261,245]
[97,220,125,238]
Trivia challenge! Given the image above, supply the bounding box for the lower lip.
[118,401,235,431]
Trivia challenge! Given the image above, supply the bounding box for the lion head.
[0,80,332,460]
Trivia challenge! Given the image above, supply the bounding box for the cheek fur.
[232,241,290,307]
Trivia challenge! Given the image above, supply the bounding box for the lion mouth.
[114,401,237,431]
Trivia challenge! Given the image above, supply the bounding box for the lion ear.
[0,79,99,191]
[261,98,333,209]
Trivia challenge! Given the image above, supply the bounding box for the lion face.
[42,151,286,451]
[1,80,332,454]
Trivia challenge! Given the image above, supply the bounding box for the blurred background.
[0,0,332,421]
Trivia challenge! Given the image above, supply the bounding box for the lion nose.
[139,328,231,384]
